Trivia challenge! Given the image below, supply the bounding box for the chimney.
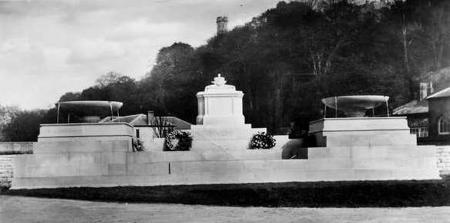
[216,16,228,35]
[419,81,435,100]
[147,111,154,125]
[419,82,428,100]
[428,81,434,95]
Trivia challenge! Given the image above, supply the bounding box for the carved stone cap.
[212,73,226,86]
[204,73,236,92]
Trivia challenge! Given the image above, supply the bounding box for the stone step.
[192,140,251,151]
[191,126,266,140]
[124,157,437,176]
[126,151,202,163]
[324,133,417,147]
[308,146,436,159]
[13,168,439,189]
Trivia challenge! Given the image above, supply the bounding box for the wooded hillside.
[2,0,449,141]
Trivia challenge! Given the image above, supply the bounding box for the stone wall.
[0,142,33,188]
[0,142,33,155]
[437,146,450,176]
[4,143,450,189]
[0,155,14,188]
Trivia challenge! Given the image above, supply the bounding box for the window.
[411,127,429,138]
[438,116,450,135]
[136,129,140,138]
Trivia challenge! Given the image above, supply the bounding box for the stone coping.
[41,122,133,128]
[309,116,407,125]
[196,92,243,97]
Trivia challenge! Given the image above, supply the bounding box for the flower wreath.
[164,130,193,151]
[132,138,144,152]
[249,132,276,149]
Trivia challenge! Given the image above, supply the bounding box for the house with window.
[393,82,450,145]
[393,82,432,138]
[426,87,450,145]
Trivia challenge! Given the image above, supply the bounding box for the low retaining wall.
[5,143,450,189]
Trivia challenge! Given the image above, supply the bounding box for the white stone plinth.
[196,74,245,126]
[38,123,134,141]
[309,117,416,147]
[191,74,269,152]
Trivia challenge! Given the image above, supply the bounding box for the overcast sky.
[0,0,280,110]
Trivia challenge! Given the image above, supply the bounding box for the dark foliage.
[1,110,46,142]
[2,0,450,141]
[163,130,193,151]
[4,179,450,207]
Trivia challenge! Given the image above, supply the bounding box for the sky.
[0,0,280,110]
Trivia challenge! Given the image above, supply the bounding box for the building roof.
[100,114,192,130]
[99,114,145,125]
[393,100,428,115]
[57,101,123,111]
[427,87,450,100]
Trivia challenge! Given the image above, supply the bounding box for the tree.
[58,92,81,102]
[2,110,46,142]
[142,42,200,121]
[0,105,20,141]
[7,0,450,137]
[79,72,139,115]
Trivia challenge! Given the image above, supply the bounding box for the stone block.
[191,125,266,140]
[38,123,134,142]
[108,164,126,176]
[13,152,126,178]
[126,162,169,176]
[309,117,417,147]
[34,140,131,153]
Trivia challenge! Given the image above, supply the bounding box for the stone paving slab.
[1,195,450,223]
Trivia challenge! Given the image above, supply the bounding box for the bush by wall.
[164,130,192,151]
[249,132,276,149]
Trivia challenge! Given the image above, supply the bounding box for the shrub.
[164,130,192,151]
[249,132,276,149]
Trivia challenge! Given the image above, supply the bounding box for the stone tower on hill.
[216,16,228,35]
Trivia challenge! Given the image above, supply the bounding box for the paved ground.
[1,195,450,223]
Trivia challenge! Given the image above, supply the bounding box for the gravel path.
[1,195,450,223]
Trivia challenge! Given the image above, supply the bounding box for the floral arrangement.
[249,132,276,149]
[164,130,193,151]
[132,138,144,152]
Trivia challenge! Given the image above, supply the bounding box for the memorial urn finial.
[212,73,226,86]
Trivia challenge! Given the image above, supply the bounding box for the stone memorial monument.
[10,87,440,190]
[191,74,268,151]
[196,74,245,126]
[310,95,416,147]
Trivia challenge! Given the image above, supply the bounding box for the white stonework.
[196,74,245,126]
[308,117,440,180]
[192,74,267,151]
[309,117,416,147]
[9,81,442,189]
